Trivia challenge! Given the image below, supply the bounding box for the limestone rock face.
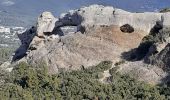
[37,12,57,37]
[12,5,170,84]
[162,13,170,26]
[118,61,167,85]
[57,5,170,33]
[24,25,144,74]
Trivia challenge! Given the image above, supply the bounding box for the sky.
[0,0,170,16]
[0,0,170,26]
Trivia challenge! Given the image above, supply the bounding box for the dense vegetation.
[0,61,170,99]
[0,48,15,64]
[0,62,61,100]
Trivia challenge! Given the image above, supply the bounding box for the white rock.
[5,67,13,72]
[162,12,170,27]
[37,12,57,37]
[57,5,170,33]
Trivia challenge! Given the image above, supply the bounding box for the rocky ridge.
[9,5,170,84]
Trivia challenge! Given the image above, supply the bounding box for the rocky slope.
[9,5,170,84]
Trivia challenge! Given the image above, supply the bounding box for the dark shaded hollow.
[120,24,134,33]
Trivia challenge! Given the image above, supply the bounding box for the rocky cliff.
[10,5,170,84]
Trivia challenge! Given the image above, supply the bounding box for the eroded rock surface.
[11,5,170,84]
[37,12,58,37]
[118,61,167,85]
[24,25,144,74]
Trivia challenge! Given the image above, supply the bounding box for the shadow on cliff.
[120,21,170,85]
[121,41,153,62]
[58,11,86,34]
[121,20,163,62]
[12,13,85,62]
[12,26,68,62]
[12,27,36,62]
[45,11,85,36]
[120,36,154,62]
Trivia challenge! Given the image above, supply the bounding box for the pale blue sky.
[0,0,170,16]
[0,0,170,26]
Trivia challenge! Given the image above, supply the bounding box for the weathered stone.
[118,61,167,85]
[23,25,145,74]
[11,5,170,84]
[57,5,170,33]
[37,12,57,37]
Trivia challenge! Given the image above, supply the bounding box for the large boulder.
[37,12,57,37]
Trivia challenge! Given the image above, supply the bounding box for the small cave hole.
[120,24,134,33]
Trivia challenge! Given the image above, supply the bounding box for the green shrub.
[0,61,170,99]
[0,62,61,100]
[59,61,165,100]
[0,48,15,64]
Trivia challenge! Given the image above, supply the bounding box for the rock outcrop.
[37,12,58,37]
[58,5,170,33]
[12,5,170,84]
[22,25,144,74]
[117,61,167,85]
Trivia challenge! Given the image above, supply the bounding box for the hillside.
[1,4,170,99]
[10,4,170,84]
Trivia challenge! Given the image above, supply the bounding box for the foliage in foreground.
[0,62,61,100]
[0,61,170,100]
[0,48,15,64]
